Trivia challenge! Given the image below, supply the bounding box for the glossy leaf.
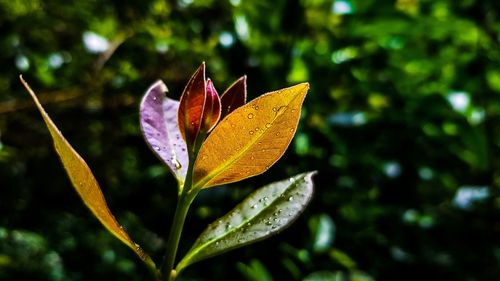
[140,80,188,182]
[176,171,316,272]
[201,79,221,134]
[20,76,155,269]
[178,62,206,150]
[193,83,309,188]
[220,76,247,119]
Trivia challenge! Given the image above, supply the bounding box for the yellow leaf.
[20,76,155,269]
[193,83,309,188]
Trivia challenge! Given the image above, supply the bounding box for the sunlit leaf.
[20,76,155,269]
[220,76,247,119]
[193,83,309,188]
[140,80,188,183]
[178,62,206,150]
[176,171,316,273]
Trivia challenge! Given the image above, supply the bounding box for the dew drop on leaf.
[265,123,272,128]
[288,196,294,201]
[249,130,254,135]
[247,113,254,119]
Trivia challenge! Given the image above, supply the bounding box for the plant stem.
[161,153,198,281]
[161,190,195,281]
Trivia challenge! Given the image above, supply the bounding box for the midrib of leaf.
[178,175,305,271]
[194,91,302,189]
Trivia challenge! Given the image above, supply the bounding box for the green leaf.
[176,171,316,273]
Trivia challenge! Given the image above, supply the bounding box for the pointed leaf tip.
[178,63,207,149]
[177,171,316,272]
[140,80,189,182]
[220,75,247,119]
[202,79,222,134]
[194,83,310,188]
[20,77,156,269]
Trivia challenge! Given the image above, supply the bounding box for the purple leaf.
[140,80,188,182]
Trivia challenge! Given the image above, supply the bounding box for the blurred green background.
[1,0,499,280]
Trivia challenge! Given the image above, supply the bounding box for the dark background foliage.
[1,0,499,280]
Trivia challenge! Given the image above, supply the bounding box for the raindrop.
[215,241,220,246]
[288,196,294,201]
[191,121,195,126]
[174,159,182,170]
[266,221,272,226]
[275,132,280,136]
[278,209,282,214]
[153,96,157,101]
[263,197,269,201]
[273,218,278,222]
[265,123,272,128]
[291,109,296,113]
[249,130,254,135]
[251,204,258,209]
[258,142,262,145]
[250,156,255,160]
[289,128,294,132]
[259,198,264,202]
[247,113,254,119]
[272,107,278,112]
[272,225,278,229]
[226,224,232,229]
[247,222,252,226]
[255,127,260,131]
[154,145,161,151]
[288,178,294,182]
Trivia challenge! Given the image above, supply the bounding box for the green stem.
[161,149,200,281]
[161,190,195,281]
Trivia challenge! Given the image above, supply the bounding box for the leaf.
[178,62,206,149]
[20,76,155,269]
[220,75,247,119]
[201,78,221,134]
[176,171,316,273]
[140,80,188,182]
[193,83,309,188]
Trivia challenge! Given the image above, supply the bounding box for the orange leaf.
[193,83,309,188]
[20,76,155,269]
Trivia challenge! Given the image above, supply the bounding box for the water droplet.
[263,197,269,201]
[174,159,182,170]
[250,156,255,160]
[249,130,254,135]
[291,109,296,113]
[266,221,272,226]
[154,145,161,151]
[190,121,195,126]
[247,113,254,119]
[272,107,278,112]
[289,128,294,132]
[247,222,252,226]
[258,142,262,145]
[153,96,157,101]
[255,127,260,131]
[275,132,280,136]
[272,225,278,229]
[251,204,258,209]
[226,223,232,229]
[288,196,294,201]
[231,124,236,128]
[259,198,264,202]
[273,218,278,222]
[265,123,272,128]
[215,241,220,245]
[278,209,282,213]
[288,178,294,182]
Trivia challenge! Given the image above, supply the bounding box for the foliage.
[1,0,500,280]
